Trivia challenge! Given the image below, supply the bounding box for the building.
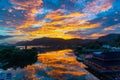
[84,50,120,80]
[102,44,111,49]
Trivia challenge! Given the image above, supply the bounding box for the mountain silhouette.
[16,34,120,47]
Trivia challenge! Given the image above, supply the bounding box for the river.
[4,49,99,80]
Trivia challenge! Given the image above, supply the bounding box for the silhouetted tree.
[115,35,120,47]
[0,46,38,69]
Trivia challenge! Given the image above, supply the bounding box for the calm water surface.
[6,49,99,80]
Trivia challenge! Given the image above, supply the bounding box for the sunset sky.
[0,0,120,43]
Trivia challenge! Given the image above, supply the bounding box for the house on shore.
[84,50,120,80]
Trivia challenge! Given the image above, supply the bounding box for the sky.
[0,0,120,43]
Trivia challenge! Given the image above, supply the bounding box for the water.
[3,49,99,80]
[16,46,49,49]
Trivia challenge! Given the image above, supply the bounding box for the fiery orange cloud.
[11,0,43,8]
[103,23,120,31]
[91,33,106,39]
[16,22,100,40]
[11,0,43,29]
[12,1,101,40]
[101,3,113,12]
[14,9,100,39]
[44,10,98,27]
[11,0,43,18]
[104,27,115,31]
[83,0,113,14]
[45,11,85,21]
[18,21,41,29]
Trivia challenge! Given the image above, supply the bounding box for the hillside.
[15,34,120,48]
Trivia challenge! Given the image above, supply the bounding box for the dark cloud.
[0,35,13,39]
[90,10,120,28]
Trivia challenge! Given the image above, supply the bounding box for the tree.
[84,41,102,49]
[0,46,38,69]
[113,35,120,47]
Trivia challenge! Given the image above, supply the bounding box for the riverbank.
[0,46,38,69]
[1,49,99,80]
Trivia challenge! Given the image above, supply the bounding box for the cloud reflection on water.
[8,49,98,80]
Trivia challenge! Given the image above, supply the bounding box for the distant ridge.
[97,34,120,42]
[16,37,83,46]
[0,35,12,39]
[15,34,120,46]
[0,43,13,46]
